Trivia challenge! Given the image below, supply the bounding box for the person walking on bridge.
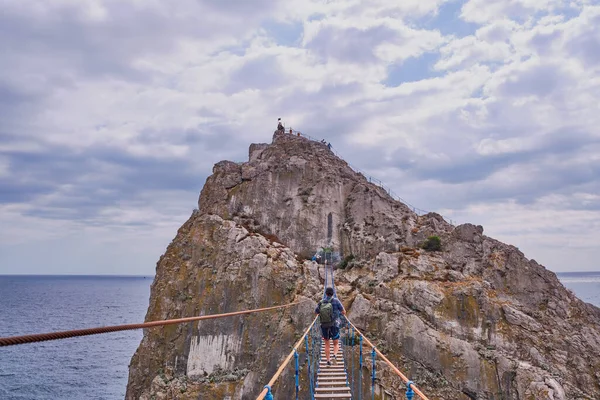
[315,287,346,366]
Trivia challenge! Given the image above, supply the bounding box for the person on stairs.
[315,287,346,366]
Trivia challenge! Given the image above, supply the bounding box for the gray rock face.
[126,214,320,399]
[502,305,543,332]
[199,131,417,260]
[127,132,600,400]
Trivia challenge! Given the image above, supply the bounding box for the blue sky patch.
[262,19,304,47]
[421,0,479,37]
[383,52,443,87]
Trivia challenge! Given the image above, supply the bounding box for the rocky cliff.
[126,131,600,400]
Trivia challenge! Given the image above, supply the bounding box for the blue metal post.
[312,325,318,393]
[329,263,333,295]
[359,335,363,400]
[351,327,355,396]
[343,320,349,386]
[371,348,376,400]
[406,381,415,400]
[330,264,336,297]
[264,385,273,400]
[294,350,300,400]
[305,335,314,399]
[315,324,321,388]
[323,264,328,299]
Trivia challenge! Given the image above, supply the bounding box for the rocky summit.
[126,131,600,400]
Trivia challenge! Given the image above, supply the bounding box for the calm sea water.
[556,271,600,307]
[0,273,598,400]
[0,276,151,400]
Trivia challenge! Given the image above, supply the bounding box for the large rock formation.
[127,131,600,400]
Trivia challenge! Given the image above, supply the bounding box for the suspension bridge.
[0,262,430,400]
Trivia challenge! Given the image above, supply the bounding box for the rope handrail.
[345,317,430,400]
[0,301,306,347]
[256,315,319,400]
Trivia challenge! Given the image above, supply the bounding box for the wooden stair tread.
[316,387,352,392]
[314,393,352,398]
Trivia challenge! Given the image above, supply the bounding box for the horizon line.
[0,274,155,277]
[1,271,600,277]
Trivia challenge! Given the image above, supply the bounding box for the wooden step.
[316,387,352,392]
[317,380,348,386]
[318,377,348,381]
[314,393,352,398]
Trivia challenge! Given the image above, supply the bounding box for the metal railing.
[284,128,457,226]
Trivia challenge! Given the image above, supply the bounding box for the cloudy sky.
[0,0,598,275]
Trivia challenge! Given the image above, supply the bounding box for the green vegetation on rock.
[422,235,441,251]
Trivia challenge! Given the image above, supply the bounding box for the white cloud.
[475,19,518,42]
[435,34,513,70]
[450,198,600,271]
[461,0,570,24]
[1,0,599,273]
[475,136,537,155]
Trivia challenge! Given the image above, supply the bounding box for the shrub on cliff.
[422,236,442,251]
[339,254,355,269]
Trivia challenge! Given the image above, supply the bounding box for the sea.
[0,272,599,400]
[0,276,151,400]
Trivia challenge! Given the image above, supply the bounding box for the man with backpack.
[315,287,346,366]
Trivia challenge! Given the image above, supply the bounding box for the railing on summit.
[290,129,456,226]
